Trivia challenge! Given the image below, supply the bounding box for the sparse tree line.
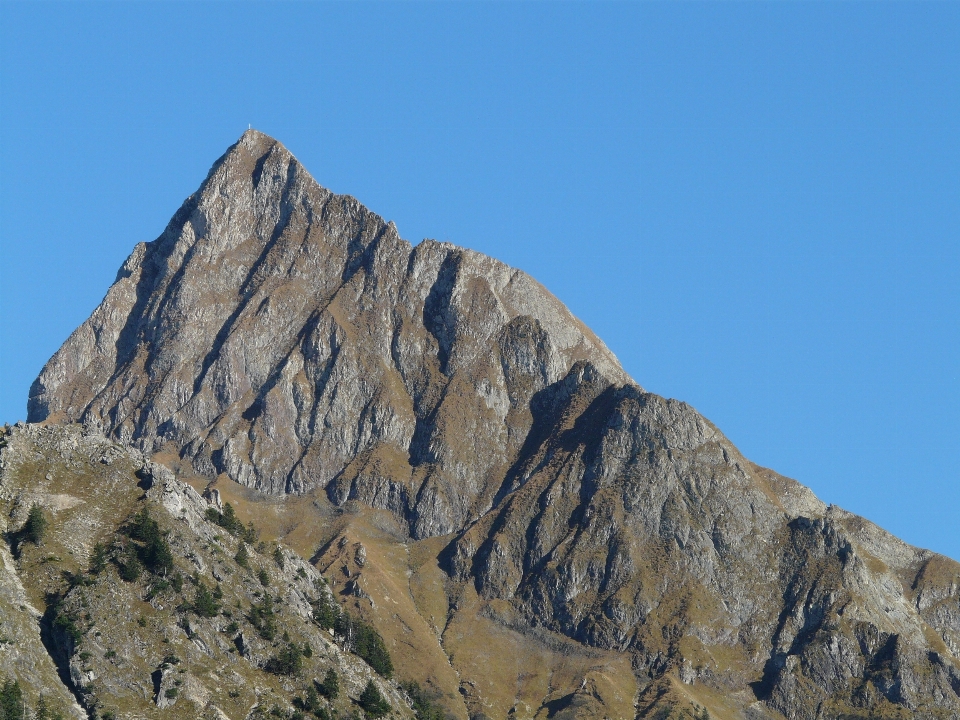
[310,592,393,679]
[0,678,66,720]
[13,498,446,720]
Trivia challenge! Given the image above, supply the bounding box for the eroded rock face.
[27,131,960,718]
[29,129,627,540]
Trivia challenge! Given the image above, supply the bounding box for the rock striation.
[29,130,627,541]
[26,130,960,719]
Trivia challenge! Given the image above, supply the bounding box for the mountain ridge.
[20,130,960,719]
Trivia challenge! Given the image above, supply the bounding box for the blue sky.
[1,2,957,560]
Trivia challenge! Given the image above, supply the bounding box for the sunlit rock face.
[28,129,628,539]
[29,131,960,719]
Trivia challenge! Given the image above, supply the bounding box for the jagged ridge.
[25,130,960,719]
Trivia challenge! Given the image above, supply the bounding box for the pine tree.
[358,680,390,718]
[319,668,339,699]
[0,678,25,720]
[24,503,48,545]
[193,581,220,617]
[235,542,250,569]
[89,542,108,575]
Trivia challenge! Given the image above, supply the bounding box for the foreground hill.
[0,422,419,719]
[22,130,960,719]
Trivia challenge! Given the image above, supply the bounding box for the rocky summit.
[11,130,960,719]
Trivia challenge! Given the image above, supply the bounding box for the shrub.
[359,680,390,718]
[24,503,48,545]
[257,567,270,586]
[164,688,178,699]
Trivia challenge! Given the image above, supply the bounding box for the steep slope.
[0,422,417,720]
[25,131,960,719]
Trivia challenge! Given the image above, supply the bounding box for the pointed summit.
[29,131,628,533]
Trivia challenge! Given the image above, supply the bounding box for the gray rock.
[24,131,960,719]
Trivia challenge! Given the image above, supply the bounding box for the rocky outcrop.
[25,131,960,718]
[0,423,415,720]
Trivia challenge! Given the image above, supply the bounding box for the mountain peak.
[29,131,629,531]
[24,134,960,719]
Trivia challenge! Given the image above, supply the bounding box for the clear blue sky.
[1,2,957,560]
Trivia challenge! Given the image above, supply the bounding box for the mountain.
[19,130,960,719]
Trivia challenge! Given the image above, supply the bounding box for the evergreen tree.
[235,542,250,569]
[0,678,24,720]
[89,542,108,575]
[303,684,320,712]
[265,642,303,676]
[24,503,48,545]
[193,581,220,617]
[358,680,390,718]
[353,620,393,678]
[242,521,258,544]
[248,595,277,640]
[318,668,339,699]
[119,548,142,582]
[401,681,446,720]
[312,593,339,630]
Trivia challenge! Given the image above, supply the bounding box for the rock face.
[29,129,627,540]
[27,131,960,718]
